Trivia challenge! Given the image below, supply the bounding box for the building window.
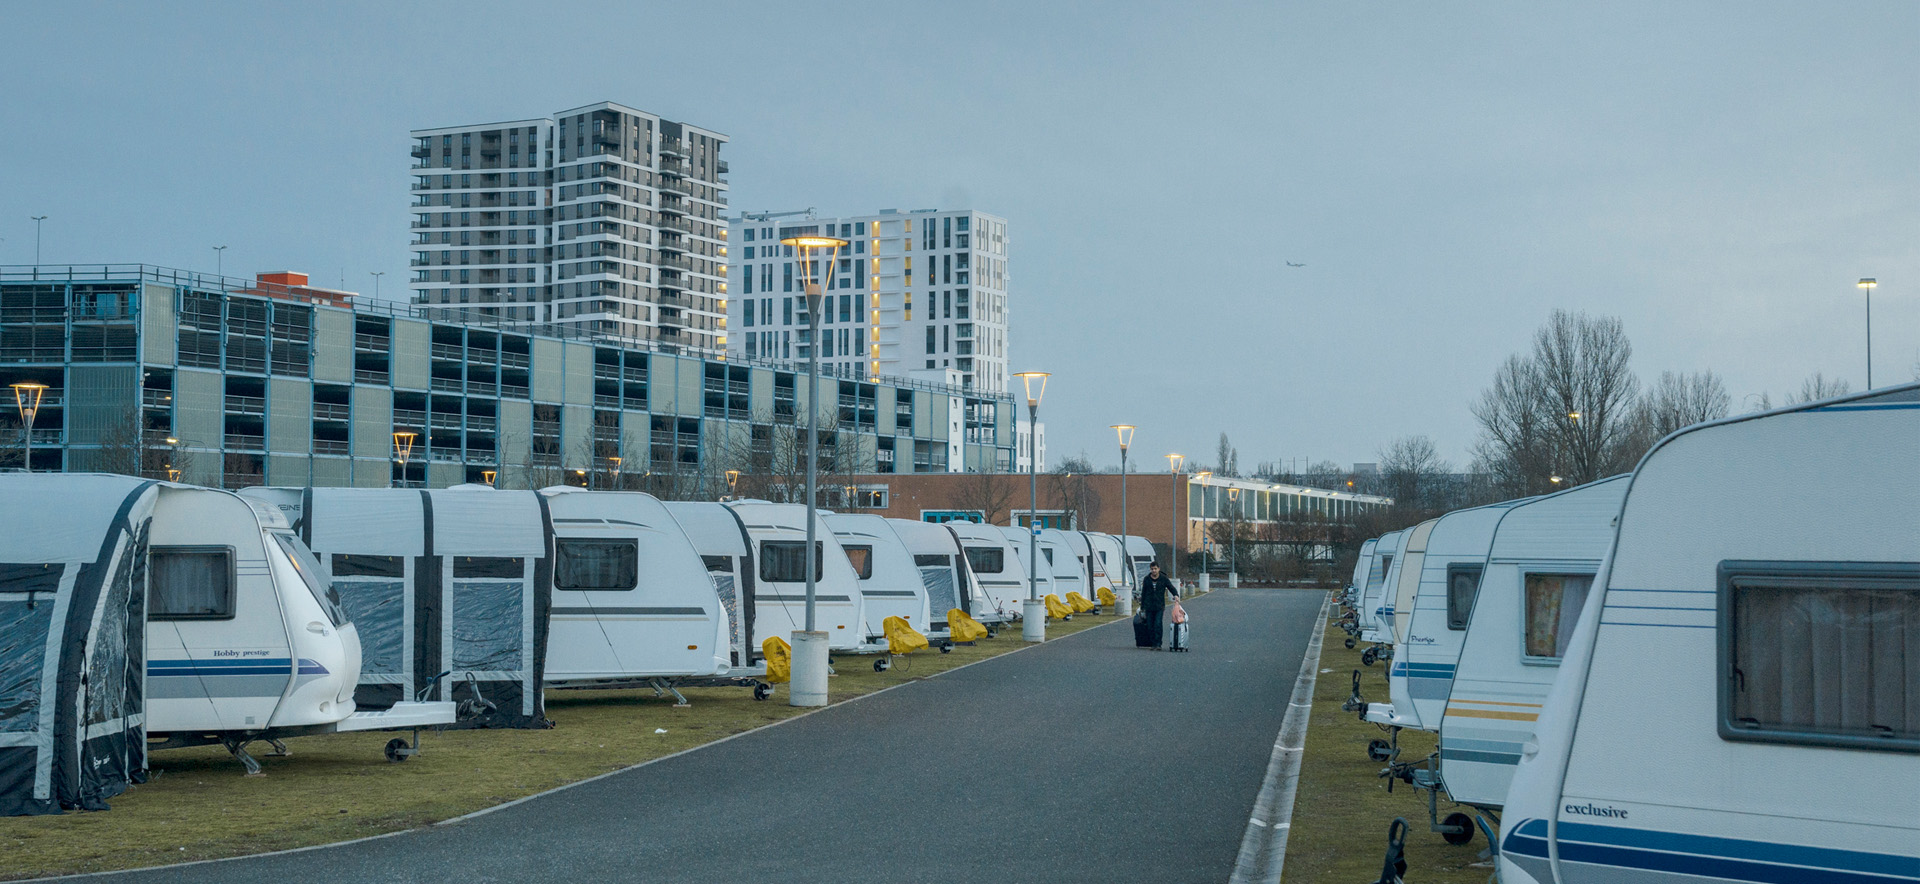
[926,326,936,354]
[1720,562,1920,752]
[1522,573,1594,659]
[743,299,755,327]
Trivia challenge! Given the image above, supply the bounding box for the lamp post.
[609,455,622,490]
[725,469,740,501]
[1014,371,1050,642]
[212,245,227,279]
[391,431,417,488]
[370,271,385,300]
[11,382,48,472]
[1111,424,1135,616]
[1193,471,1213,589]
[31,217,47,264]
[781,231,848,707]
[1858,278,1877,389]
[1165,453,1184,583]
[1227,486,1241,588]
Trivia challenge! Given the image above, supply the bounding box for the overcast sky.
[5,2,1914,472]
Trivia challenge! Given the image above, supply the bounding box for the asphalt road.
[87,588,1326,884]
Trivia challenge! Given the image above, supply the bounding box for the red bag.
[1169,601,1188,624]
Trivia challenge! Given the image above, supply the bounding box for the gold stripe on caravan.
[1449,698,1544,708]
[1445,707,1540,722]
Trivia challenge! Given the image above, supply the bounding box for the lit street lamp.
[725,469,740,500]
[1193,471,1213,586]
[781,231,849,707]
[1015,371,1050,643]
[482,469,497,487]
[1165,453,1184,583]
[1858,278,1877,389]
[391,431,417,488]
[1227,486,1241,589]
[1110,424,1136,616]
[11,382,48,472]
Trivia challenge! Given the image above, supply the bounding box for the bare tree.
[954,468,1018,525]
[1473,310,1642,496]
[1379,435,1451,516]
[1215,433,1239,478]
[1048,453,1103,529]
[1786,371,1851,405]
[1636,370,1731,443]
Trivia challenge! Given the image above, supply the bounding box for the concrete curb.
[1228,590,1332,884]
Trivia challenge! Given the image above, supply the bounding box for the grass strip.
[1280,616,1490,884]
[0,607,1133,880]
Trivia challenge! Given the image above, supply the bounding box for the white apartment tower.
[410,102,730,353]
[725,209,1009,394]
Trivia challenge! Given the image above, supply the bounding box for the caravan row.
[1334,383,1919,883]
[1,474,1156,816]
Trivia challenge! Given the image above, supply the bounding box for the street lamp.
[781,231,849,707]
[1858,278,1877,389]
[11,382,48,472]
[609,456,622,490]
[1110,424,1136,616]
[370,271,385,300]
[725,469,740,500]
[1193,471,1213,586]
[843,484,856,509]
[1227,486,1241,589]
[391,431,417,488]
[31,216,47,264]
[1015,371,1050,643]
[482,469,496,487]
[1165,453,1184,582]
[213,245,227,278]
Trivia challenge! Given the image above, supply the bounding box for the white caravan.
[1086,533,1130,602]
[1124,535,1155,590]
[1433,475,1629,812]
[688,502,872,653]
[999,526,1058,601]
[828,512,936,642]
[886,519,981,635]
[0,474,153,815]
[1358,530,1405,644]
[153,484,452,772]
[1342,538,1381,639]
[662,501,764,658]
[242,486,551,730]
[1500,385,1920,884]
[944,521,1029,624]
[1037,529,1091,601]
[540,489,765,700]
[1374,502,1529,733]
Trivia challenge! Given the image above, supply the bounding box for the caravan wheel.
[986,627,998,639]
[1344,637,1357,649]
[939,643,953,654]
[1367,739,1393,762]
[1361,647,1378,666]
[384,738,410,763]
[752,682,773,701]
[1441,812,1475,846]
[874,659,891,673]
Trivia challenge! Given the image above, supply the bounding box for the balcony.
[393,408,427,427]
[412,145,431,159]
[429,413,463,431]
[657,178,690,197]
[501,383,530,399]
[224,396,265,416]
[656,235,686,254]
[594,364,621,380]
[657,255,693,272]
[466,416,497,433]
[716,160,728,175]
[431,342,464,360]
[354,369,390,384]
[428,449,464,463]
[313,439,350,456]
[658,138,685,157]
[142,389,173,409]
[430,377,464,393]
[657,194,686,216]
[594,393,622,408]
[657,216,694,234]
[499,352,530,369]
[312,402,350,422]
[223,433,265,451]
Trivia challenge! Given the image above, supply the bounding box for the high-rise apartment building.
[725,209,1009,395]
[410,102,730,354]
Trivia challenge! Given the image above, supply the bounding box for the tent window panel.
[701,555,733,574]
[1522,573,1593,659]
[333,554,404,578]
[453,557,524,579]
[1724,566,1920,752]
[450,580,524,672]
[85,547,138,727]
[150,548,235,621]
[0,563,61,595]
[712,574,742,652]
[842,545,874,580]
[0,600,55,733]
[913,554,949,568]
[758,541,822,583]
[336,579,405,675]
[1447,564,1484,631]
[919,567,958,613]
[964,547,1004,574]
[554,540,638,591]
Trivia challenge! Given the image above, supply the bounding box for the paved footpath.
[87,588,1326,884]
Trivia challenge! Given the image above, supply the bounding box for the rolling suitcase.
[1168,620,1190,652]
[1133,610,1158,648]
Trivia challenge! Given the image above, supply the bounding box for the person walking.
[1134,562,1179,649]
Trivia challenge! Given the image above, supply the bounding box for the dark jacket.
[1139,574,1178,612]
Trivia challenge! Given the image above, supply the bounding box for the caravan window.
[1042,547,1054,565]
[964,546,1004,574]
[273,534,348,627]
[701,555,733,574]
[842,545,874,580]
[150,547,235,620]
[1522,573,1593,659]
[759,541,822,583]
[1721,563,1920,752]
[1446,564,1484,631]
[555,540,638,591]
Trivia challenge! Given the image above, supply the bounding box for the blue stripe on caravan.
[1556,821,1920,880]
[1390,662,1456,677]
[148,658,317,677]
[1502,818,1550,858]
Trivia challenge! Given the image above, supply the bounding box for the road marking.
[1228,590,1330,884]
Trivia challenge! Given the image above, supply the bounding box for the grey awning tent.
[1,474,156,816]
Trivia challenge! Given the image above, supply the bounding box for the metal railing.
[312,439,350,456]
[223,434,264,451]
[312,402,350,422]
[224,395,265,415]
